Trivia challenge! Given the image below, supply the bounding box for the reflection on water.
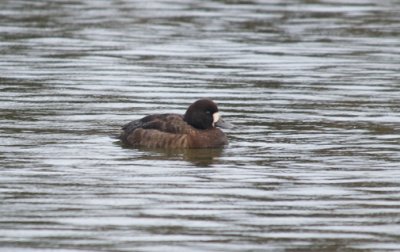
[1,0,400,251]
[120,144,226,167]
[156,148,225,167]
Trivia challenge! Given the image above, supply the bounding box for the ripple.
[1,0,400,251]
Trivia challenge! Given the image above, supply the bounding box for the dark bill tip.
[215,117,233,129]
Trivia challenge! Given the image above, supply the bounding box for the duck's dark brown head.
[184,99,220,130]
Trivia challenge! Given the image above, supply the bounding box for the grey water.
[1,0,400,251]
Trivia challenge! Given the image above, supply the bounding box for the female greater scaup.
[119,99,230,149]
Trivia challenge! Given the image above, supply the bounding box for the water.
[1,0,400,251]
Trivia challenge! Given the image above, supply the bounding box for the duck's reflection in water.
[135,147,225,167]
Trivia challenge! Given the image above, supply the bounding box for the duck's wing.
[119,114,192,148]
[122,114,190,134]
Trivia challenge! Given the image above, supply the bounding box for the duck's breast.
[187,128,228,148]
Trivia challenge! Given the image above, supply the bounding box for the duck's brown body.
[119,100,229,149]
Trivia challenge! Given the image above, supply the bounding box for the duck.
[119,99,230,149]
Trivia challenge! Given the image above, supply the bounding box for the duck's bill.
[215,117,233,129]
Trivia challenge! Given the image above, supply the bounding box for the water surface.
[1,0,400,251]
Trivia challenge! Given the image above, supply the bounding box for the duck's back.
[119,113,227,149]
[119,114,191,148]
